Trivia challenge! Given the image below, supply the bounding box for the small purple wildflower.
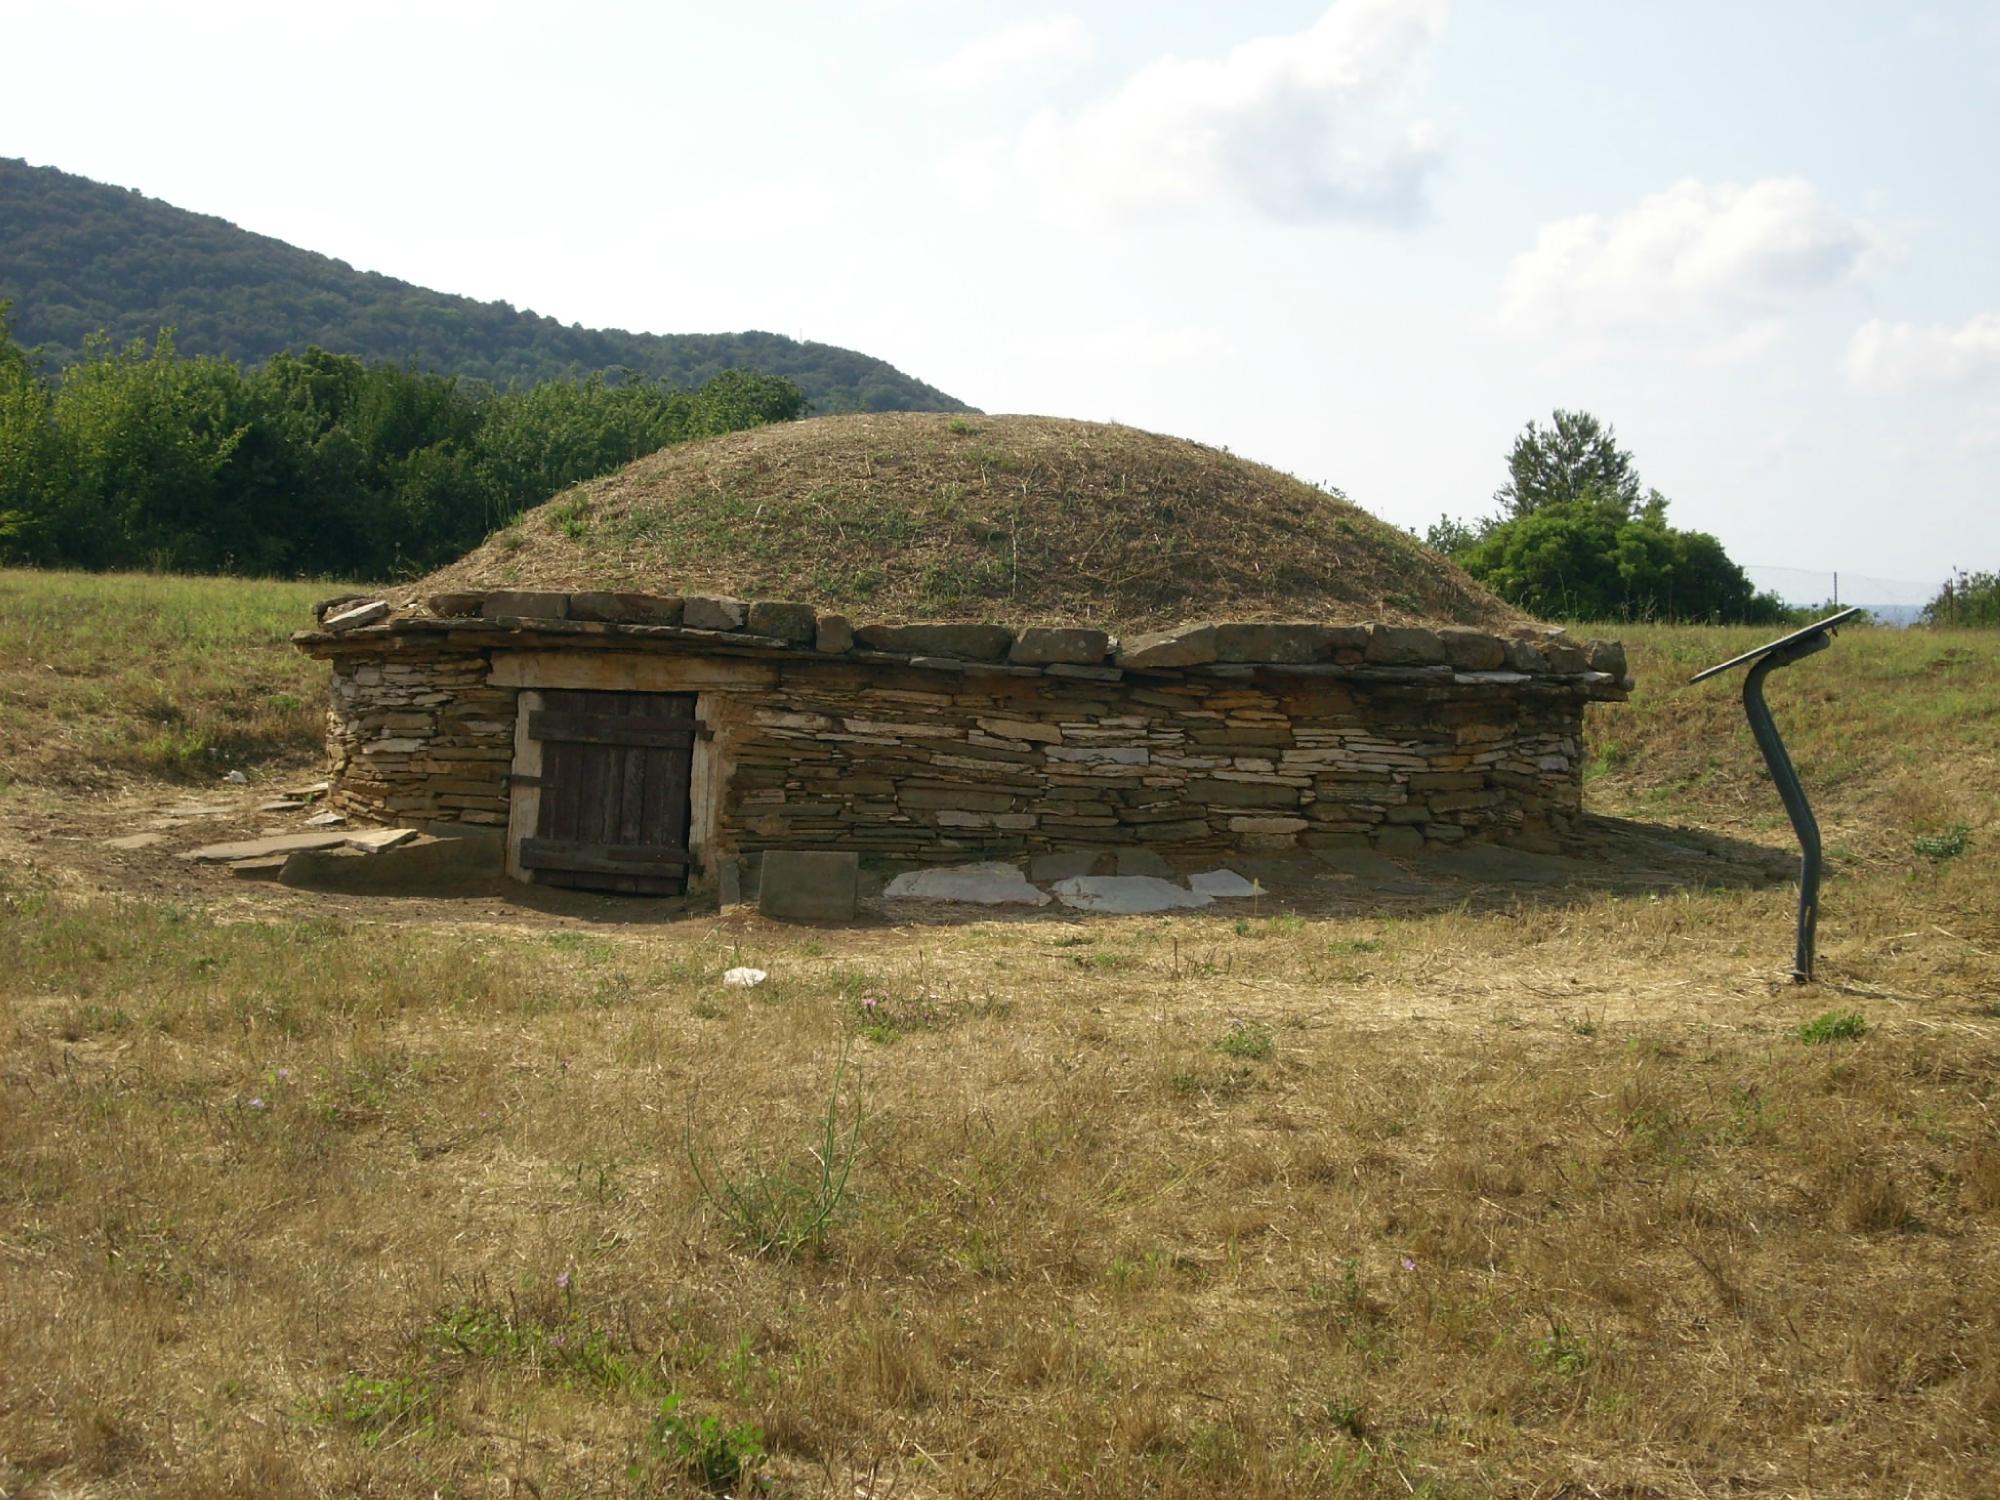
[862,996,878,1010]
[556,1270,572,1293]
[275,1067,292,1082]
[1400,1256,1417,1272]
[247,1097,267,1111]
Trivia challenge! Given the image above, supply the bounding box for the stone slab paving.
[883,862,1052,906]
[1050,876,1214,913]
[1427,844,1596,885]
[1027,850,1108,882]
[1113,848,1175,878]
[1188,869,1261,898]
[104,831,167,851]
[181,828,418,864]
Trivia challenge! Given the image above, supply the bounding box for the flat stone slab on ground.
[180,827,418,863]
[345,827,421,852]
[1188,869,1261,898]
[1428,844,1595,885]
[884,862,1051,906]
[280,831,502,892]
[228,856,291,881]
[304,810,348,827]
[1306,847,1431,892]
[1114,848,1174,878]
[1028,850,1109,881]
[181,831,356,863]
[258,799,306,813]
[759,851,860,922]
[104,831,167,851]
[1051,876,1213,913]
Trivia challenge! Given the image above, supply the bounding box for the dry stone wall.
[298,591,1629,862]
[724,660,1587,858]
[323,649,516,827]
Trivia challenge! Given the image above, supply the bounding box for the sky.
[6,0,1998,595]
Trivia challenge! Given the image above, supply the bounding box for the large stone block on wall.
[569,592,684,625]
[854,623,1016,660]
[479,591,568,619]
[747,601,818,644]
[1364,625,1447,666]
[758,851,859,922]
[684,595,748,631]
[1436,627,1506,671]
[1116,625,1217,669]
[1212,623,1339,664]
[814,614,855,653]
[1587,640,1627,677]
[1543,638,1591,673]
[1009,627,1111,665]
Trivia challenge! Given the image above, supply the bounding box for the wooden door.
[520,689,701,895]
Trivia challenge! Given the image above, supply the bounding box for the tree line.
[1424,410,1797,625]
[0,305,805,580]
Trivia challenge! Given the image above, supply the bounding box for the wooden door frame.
[494,651,773,893]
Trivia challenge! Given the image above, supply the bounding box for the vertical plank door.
[518,690,699,895]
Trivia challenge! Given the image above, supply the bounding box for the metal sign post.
[1690,607,1861,983]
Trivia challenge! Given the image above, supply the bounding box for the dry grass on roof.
[415,413,1527,633]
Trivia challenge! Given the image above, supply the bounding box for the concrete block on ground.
[758,850,860,922]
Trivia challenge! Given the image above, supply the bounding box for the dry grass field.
[3,571,1998,1498]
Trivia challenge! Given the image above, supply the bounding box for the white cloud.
[900,16,1093,94]
[1496,177,1885,359]
[1842,313,2000,390]
[947,0,1449,226]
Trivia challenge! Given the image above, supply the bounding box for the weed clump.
[639,1394,765,1492]
[1798,1010,1869,1045]
[687,1045,863,1259]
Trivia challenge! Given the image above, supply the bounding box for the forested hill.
[0,158,970,413]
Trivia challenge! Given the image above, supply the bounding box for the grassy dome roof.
[418,413,1524,633]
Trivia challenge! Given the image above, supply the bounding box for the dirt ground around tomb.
[4,571,2000,1498]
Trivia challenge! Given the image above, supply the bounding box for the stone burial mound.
[293,413,1630,904]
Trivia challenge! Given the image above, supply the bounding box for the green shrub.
[1798,1011,1868,1045]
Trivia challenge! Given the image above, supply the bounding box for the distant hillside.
[0,158,970,413]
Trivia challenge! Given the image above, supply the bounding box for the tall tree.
[1495,409,1643,518]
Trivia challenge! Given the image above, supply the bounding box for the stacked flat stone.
[299,591,1630,857]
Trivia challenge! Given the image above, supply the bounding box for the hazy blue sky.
[8,1,1997,592]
